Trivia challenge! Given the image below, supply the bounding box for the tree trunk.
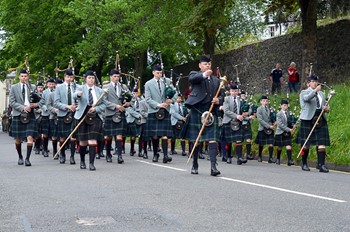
[300,0,318,86]
[203,29,216,56]
[133,50,147,92]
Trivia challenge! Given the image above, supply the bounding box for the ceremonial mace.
[53,89,109,160]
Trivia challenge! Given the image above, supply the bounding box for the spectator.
[269,63,283,94]
[184,85,192,100]
[287,62,299,93]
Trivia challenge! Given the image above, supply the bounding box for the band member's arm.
[38,94,46,112]
[54,87,68,112]
[9,87,25,112]
[223,96,238,120]
[139,101,148,119]
[125,106,141,119]
[170,104,183,121]
[301,88,319,102]
[145,83,160,110]
[188,71,205,84]
[277,112,291,132]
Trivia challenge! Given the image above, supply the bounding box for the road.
[0,132,349,232]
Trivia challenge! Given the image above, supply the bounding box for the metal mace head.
[220,75,228,86]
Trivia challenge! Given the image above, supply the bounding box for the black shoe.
[117,155,124,164]
[316,164,321,170]
[268,157,275,163]
[89,163,96,171]
[182,152,187,156]
[302,163,310,171]
[257,156,262,162]
[18,158,24,165]
[70,156,76,165]
[59,154,66,164]
[25,159,31,166]
[237,157,247,165]
[226,158,232,164]
[96,153,101,159]
[275,159,280,165]
[319,165,329,173]
[106,155,112,163]
[246,154,254,160]
[198,153,205,159]
[99,153,105,158]
[191,166,198,174]
[80,161,86,169]
[163,155,172,163]
[138,153,143,157]
[287,160,294,166]
[42,150,49,157]
[152,154,159,162]
[210,166,221,176]
[143,153,148,159]
[170,150,177,155]
[222,157,227,162]
[130,150,136,156]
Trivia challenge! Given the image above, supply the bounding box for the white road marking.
[136,160,187,172]
[21,214,33,232]
[137,160,347,203]
[219,177,346,203]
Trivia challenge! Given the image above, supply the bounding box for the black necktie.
[22,84,25,100]
[265,106,268,113]
[157,80,161,94]
[136,98,139,109]
[50,88,53,92]
[315,93,320,108]
[233,97,237,114]
[179,103,182,116]
[88,88,93,106]
[67,83,72,105]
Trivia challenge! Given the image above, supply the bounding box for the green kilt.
[9,112,38,139]
[40,116,50,135]
[180,104,220,142]
[296,118,330,146]
[255,130,274,145]
[274,133,292,146]
[126,122,138,137]
[103,113,127,136]
[144,112,173,138]
[221,123,243,143]
[49,119,57,137]
[57,116,74,138]
[242,122,253,140]
[76,116,103,141]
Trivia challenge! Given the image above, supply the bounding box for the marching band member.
[34,82,44,154]
[274,100,295,165]
[181,55,224,176]
[74,71,105,170]
[54,69,78,165]
[296,75,330,172]
[103,69,130,164]
[170,94,188,156]
[47,79,61,158]
[125,93,142,157]
[221,84,247,165]
[9,69,39,166]
[240,90,256,160]
[144,64,176,163]
[39,78,56,157]
[255,96,275,163]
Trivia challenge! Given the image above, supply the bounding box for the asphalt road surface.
[0,132,349,232]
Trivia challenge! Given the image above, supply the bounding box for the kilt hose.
[49,119,57,137]
[242,123,253,141]
[221,123,243,143]
[180,104,221,142]
[144,111,173,138]
[39,116,50,135]
[296,118,330,146]
[274,133,292,146]
[9,112,38,139]
[76,116,103,141]
[103,112,127,136]
[126,122,138,137]
[255,130,275,145]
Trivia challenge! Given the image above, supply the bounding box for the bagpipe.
[24,54,42,104]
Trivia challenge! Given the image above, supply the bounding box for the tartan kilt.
[144,112,173,138]
[172,125,182,139]
[9,113,38,139]
[39,116,50,135]
[255,130,275,145]
[221,123,243,143]
[139,124,149,141]
[76,116,103,141]
[242,123,253,140]
[180,107,220,142]
[49,119,57,137]
[103,113,127,136]
[126,122,138,137]
[296,119,330,146]
[274,133,292,146]
[56,117,74,138]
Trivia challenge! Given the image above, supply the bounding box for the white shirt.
[22,83,30,106]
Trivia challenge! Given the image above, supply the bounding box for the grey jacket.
[73,85,105,120]
[145,77,177,114]
[275,110,291,135]
[54,82,78,117]
[170,102,185,126]
[223,95,241,124]
[47,90,57,120]
[256,105,271,131]
[9,82,37,117]
[40,88,53,117]
[134,97,148,124]
[125,106,141,124]
[299,87,326,120]
[103,82,129,117]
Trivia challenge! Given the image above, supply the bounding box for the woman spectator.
[288,62,299,93]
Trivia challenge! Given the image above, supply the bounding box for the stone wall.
[173,19,350,95]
